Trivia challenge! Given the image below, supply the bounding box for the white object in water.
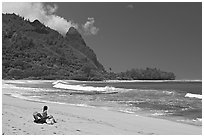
[185,93,202,99]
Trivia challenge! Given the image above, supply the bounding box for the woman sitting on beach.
[33,106,56,124]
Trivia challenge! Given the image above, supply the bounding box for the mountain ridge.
[2,13,105,80]
[2,13,176,80]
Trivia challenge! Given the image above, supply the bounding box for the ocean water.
[4,80,202,126]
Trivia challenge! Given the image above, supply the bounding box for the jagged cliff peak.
[2,13,105,80]
[66,27,82,40]
[67,27,79,35]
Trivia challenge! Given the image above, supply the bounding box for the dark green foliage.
[117,67,176,80]
[8,68,24,79]
[2,13,105,80]
[30,19,49,34]
[66,27,104,71]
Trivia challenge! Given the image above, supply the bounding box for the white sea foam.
[52,81,131,93]
[118,100,146,104]
[151,113,166,116]
[52,80,67,85]
[197,118,202,122]
[10,93,76,106]
[30,96,41,98]
[177,118,202,125]
[181,108,189,111]
[137,89,160,92]
[74,104,91,107]
[2,83,16,88]
[163,90,175,95]
[57,103,95,108]
[119,110,135,114]
[5,81,26,84]
[185,93,202,99]
[58,94,67,97]
[10,93,44,103]
[8,85,60,93]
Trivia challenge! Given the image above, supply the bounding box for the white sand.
[2,81,202,135]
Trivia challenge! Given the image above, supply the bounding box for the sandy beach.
[2,82,202,135]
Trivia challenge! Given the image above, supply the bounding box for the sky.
[2,2,202,80]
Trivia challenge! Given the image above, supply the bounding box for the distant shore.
[3,79,201,83]
[104,79,202,83]
[2,81,202,135]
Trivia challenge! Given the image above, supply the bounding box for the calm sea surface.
[4,80,202,126]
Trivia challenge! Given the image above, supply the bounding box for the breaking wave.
[52,80,131,93]
[185,93,202,99]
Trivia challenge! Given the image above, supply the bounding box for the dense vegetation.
[2,13,105,80]
[105,68,175,80]
[2,13,176,80]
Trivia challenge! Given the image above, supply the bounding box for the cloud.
[46,4,58,14]
[2,2,78,36]
[127,4,134,9]
[82,17,99,35]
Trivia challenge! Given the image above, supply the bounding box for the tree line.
[106,67,176,80]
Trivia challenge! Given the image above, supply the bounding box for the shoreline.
[2,84,202,135]
[3,79,202,83]
[7,92,203,127]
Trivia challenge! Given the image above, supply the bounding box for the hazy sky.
[3,2,202,80]
[54,2,201,80]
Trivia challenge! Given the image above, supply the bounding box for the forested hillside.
[2,13,105,80]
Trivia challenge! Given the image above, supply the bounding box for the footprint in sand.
[12,127,17,132]
[138,131,144,134]
[41,127,45,131]
[138,131,154,135]
[147,132,155,135]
